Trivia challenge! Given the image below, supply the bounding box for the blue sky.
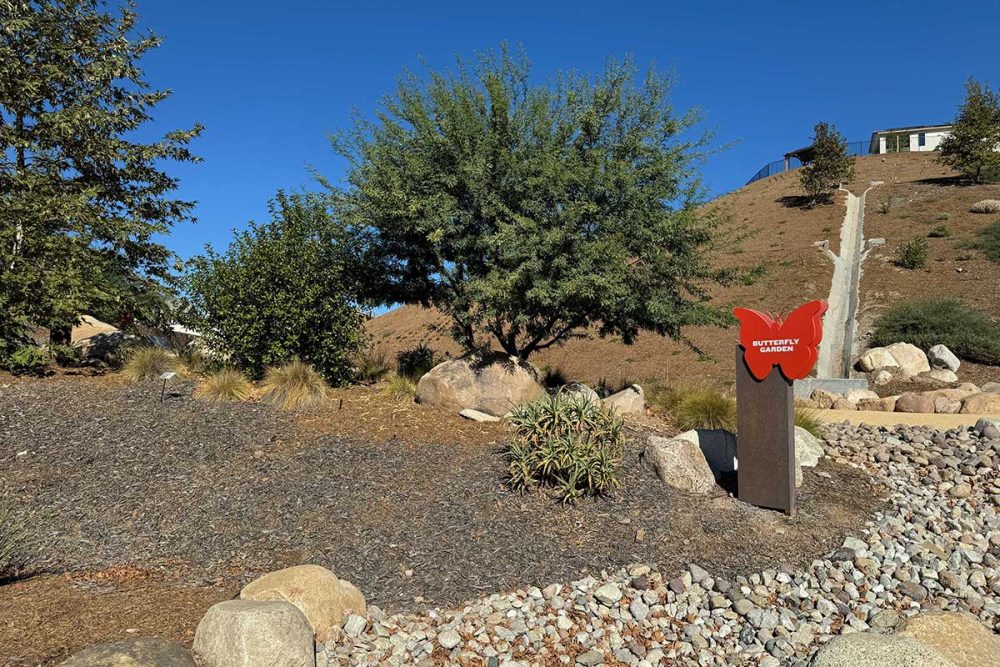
[134,0,999,261]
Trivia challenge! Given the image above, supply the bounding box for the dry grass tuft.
[260,360,329,411]
[120,346,177,383]
[794,406,824,437]
[196,368,255,402]
[383,373,417,400]
[969,199,1000,214]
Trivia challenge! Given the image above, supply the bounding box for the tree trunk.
[10,112,26,269]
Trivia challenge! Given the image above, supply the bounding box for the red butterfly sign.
[733,300,829,381]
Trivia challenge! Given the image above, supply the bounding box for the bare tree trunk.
[10,112,25,269]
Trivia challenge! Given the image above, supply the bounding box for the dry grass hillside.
[367,153,1000,388]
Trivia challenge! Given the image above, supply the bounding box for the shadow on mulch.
[2,378,886,619]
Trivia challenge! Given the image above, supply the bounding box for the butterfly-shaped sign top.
[733,300,828,382]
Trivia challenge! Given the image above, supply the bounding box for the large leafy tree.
[184,192,370,385]
[0,0,201,351]
[799,122,854,206]
[938,78,1000,184]
[329,48,753,360]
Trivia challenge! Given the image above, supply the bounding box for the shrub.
[48,344,79,367]
[895,237,929,269]
[595,377,633,398]
[507,391,626,502]
[395,344,437,380]
[973,221,1000,263]
[383,373,417,399]
[120,346,177,383]
[196,368,254,402]
[0,501,25,581]
[794,407,824,438]
[969,200,1000,214]
[6,347,46,376]
[871,298,1000,365]
[669,386,737,431]
[799,122,854,205]
[354,345,391,383]
[178,345,218,375]
[935,212,951,221]
[260,360,329,411]
[928,225,951,238]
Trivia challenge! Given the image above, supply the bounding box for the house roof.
[871,124,952,135]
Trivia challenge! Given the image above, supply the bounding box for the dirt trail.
[816,409,992,429]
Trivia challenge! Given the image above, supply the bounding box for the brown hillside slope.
[367,153,1000,387]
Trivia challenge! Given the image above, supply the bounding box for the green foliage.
[0,0,201,353]
[121,346,176,383]
[507,391,626,502]
[0,500,26,581]
[972,221,1000,263]
[799,122,855,205]
[794,406,823,438]
[354,345,392,383]
[938,79,1000,184]
[6,346,46,376]
[871,298,1000,365]
[329,46,756,360]
[895,237,929,269]
[184,192,369,385]
[196,368,254,402]
[260,360,329,411]
[669,386,737,431]
[935,212,951,221]
[383,373,417,400]
[928,225,951,238]
[395,344,438,380]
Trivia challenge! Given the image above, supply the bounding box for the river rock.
[641,435,716,494]
[961,392,1000,415]
[808,632,957,667]
[895,392,936,413]
[194,600,315,667]
[928,345,961,372]
[897,611,1000,667]
[975,418,1000,439]
[58,638,195,667]
[602,384,644,414]
[415,355,544,417]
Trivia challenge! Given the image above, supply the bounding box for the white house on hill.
[869,124,952,154]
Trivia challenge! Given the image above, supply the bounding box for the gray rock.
[576,649,605,665]
[602,384,644,414]
[928,345,960,372]
[458,408,501,422]
[438,629,461,650]
[193,600,315,667]
[975,418,1000,440]
[593,582,622,606]
[58,638,195,667]
[641,435,717,495]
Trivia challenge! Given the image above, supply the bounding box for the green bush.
[895,236,929,269]
[395,344,437,380]
[6,347,46,376]
[669,386,737,431]
[507,391,626,502]
[871,298,1000,365]
[184,191,369,385]
[973,221,1000,263]
[928,225,951,238]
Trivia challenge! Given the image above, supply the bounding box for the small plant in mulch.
[5,347,47,376]
[928,224,951,238]
[972,221,1000,263]
[894,236,929,270]
[794,406,823,438]
[353,345,392,384]
[260,360,329,411]
[382,373,417,400]
[507,391,625,503]
[120,346,178,383]
[395,343,438,380]
[196,368,255,402]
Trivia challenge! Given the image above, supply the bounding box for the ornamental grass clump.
[507,391,626,502]
[670,386,737,431]
[794,406,824,438]
[260,360,329,411]
[121,346,177,383]
[196,368,254,402]
[383,373,417,399]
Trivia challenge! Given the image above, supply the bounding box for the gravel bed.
[321,418,1000,666]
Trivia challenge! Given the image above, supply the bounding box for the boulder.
[602,384,645,414]
[810,388,838,409]
[795,426,824,468]
[73,331,142,364]
[928,345,961,372]
[897,611,1000,667]
[415,355,544,417]
[857,396,898,412]
[975,418,1000,439]
[961,392,1000,415]
[674,429,738,479]
[926,368,959,383]
[240,564,366,642]
[872,369,894,386]
[58,638,195,667]
[832,397,857,410]
[193,600,314,667]
[858,347,899,372]
[885,342,931,375]
[934,397,963,414]
[845,389,879,403]
[895,392,936,413]
[641,436,717,495]
[809,632,957,666]
[982,382,1000,394]
[563,383,600,407]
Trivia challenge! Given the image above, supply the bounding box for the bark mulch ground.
[2,377,885,664]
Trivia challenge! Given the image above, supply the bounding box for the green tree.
[329,48,754,360]
[184,192,370,385]
[0,0,201,353]
[938,78,1000,184]
[799,122,854,205]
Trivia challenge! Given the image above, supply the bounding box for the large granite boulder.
[858,347,899,372]
[809,631,956,666]
[58,638,195,667]
[602,384,645,414]
[928,344,961,372]
[240,564,366,642]
[884,342,931,375]
[415,355,544,417]
[895,392,936,413]
[961,392,1000,415]
[674,429,737,479]
[641,436,717,495]
[795,426,824,468]
[193,600,315,667]
[934,397,963,414]
[896,611,1000,667]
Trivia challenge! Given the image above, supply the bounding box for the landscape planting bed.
[1,377,883,663]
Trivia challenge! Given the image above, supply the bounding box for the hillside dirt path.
[817,409,994,428]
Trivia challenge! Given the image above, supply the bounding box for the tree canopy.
[329,48,753,360]
[0,0,201,353]
[799,122,854,205]
[938,78,1000,184]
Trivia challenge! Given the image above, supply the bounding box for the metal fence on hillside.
[746,141,872,185]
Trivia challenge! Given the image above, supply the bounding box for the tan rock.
[414,355,544,417]
[193,600,314,667]
[810,388,838,409]
[895,392,936,413]
[602,384,644,414]
[58,638,195,667]
[926,368,959,383]
[857,396,897,412]
[982,382,1000,393]
[934,397,962,414]
[832,397,857,410]
[858,347,899,372]
[872,369,894,386]
[641,436,716,495]
[961,392,1000,415]
[886,342,931,375]
[897,611,1000,667]
[241,565,366,641]
[810,632,956,667]
[846,389,879,403]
